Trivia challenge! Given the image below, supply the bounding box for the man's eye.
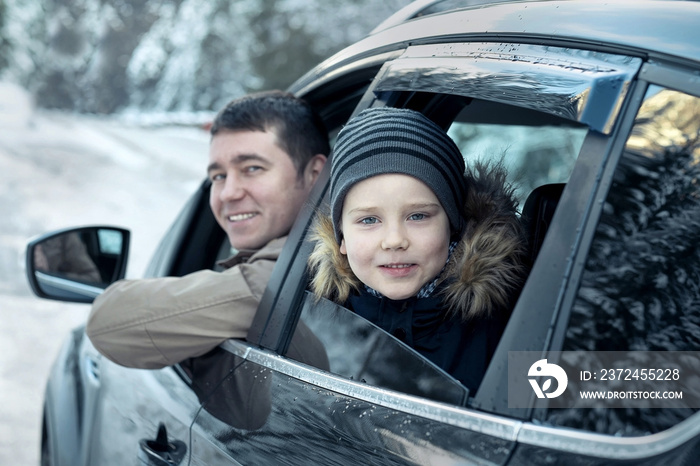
[210,173,225,182]
[409,213,426,221]
[360,217,378,225]
[245,165,263,173]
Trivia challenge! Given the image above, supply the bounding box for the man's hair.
[210,90,330,176]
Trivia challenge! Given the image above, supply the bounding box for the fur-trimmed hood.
[308,161,529,322]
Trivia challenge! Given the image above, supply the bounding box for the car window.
[447,101,587,208]
[545,86,700,435]
[293,292,469,405]
[284,94,589,405]
[143,180,226,278]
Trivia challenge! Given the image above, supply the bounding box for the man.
[86,91,329,369]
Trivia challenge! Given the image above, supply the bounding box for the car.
[25,0,700,464]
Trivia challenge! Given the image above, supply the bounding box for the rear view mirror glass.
[26,226,130,303]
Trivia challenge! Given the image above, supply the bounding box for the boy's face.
[340,174,451,300]
[208,129,325,250]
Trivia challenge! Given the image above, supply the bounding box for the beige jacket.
[87,237,284,369]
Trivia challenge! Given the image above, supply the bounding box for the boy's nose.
[381,225,409,250]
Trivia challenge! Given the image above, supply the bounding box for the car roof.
[294,0,700,93]
[370,0,531,33]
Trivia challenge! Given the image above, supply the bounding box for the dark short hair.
[210,90,330,176]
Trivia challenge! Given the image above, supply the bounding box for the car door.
[79,341,199,466]
[73,181,222,466]
[188,41,644,464]
[32,179,228,466]
[27,225,200,466]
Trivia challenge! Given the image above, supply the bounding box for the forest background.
[0,0,413,118]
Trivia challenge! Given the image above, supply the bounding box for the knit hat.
[330,107,466,243]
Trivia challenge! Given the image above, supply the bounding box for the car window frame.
[487,61,700,421]
[525,62,700,428]
[247,49,641,419]
[475,79,650,418]
[248,44,641,378]
[249,40,642,347]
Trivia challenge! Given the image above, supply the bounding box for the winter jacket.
[308,162,528,393]
[87,236,327,371]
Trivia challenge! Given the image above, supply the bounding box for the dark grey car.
[26,1,700,464]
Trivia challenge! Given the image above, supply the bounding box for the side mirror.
[26,226,130,303]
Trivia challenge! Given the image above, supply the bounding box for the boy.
[309,107,528,393]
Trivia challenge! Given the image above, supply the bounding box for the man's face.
[208,130,324,250]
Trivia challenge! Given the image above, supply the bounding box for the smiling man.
[207,130,323,251]
[86,91,328,369]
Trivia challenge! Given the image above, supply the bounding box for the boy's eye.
[409,213,426,221]
[360,217,379,225]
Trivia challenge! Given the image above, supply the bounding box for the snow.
[0,91,209,465]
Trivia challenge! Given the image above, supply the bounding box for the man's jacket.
[87,237,284,369]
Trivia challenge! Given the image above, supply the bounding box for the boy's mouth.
[382,263,414,269]
[380,263,417,277]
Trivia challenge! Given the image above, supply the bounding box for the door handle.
[85,356,100,382]
[138,423,186,466]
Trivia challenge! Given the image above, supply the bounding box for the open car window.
[283,91,590,404]
[447,102,587,209]
[293,291,469,405]
[253,42,639,407]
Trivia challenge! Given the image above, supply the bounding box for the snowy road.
[0,106,209,465]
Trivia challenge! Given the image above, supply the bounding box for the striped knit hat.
[330,107,466,243]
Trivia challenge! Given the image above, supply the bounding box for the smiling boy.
[340,173,452,301]
[309,107,528,393]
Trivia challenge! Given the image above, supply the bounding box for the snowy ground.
[0,87,209,465]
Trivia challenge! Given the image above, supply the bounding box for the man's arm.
[86,258,275,369]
